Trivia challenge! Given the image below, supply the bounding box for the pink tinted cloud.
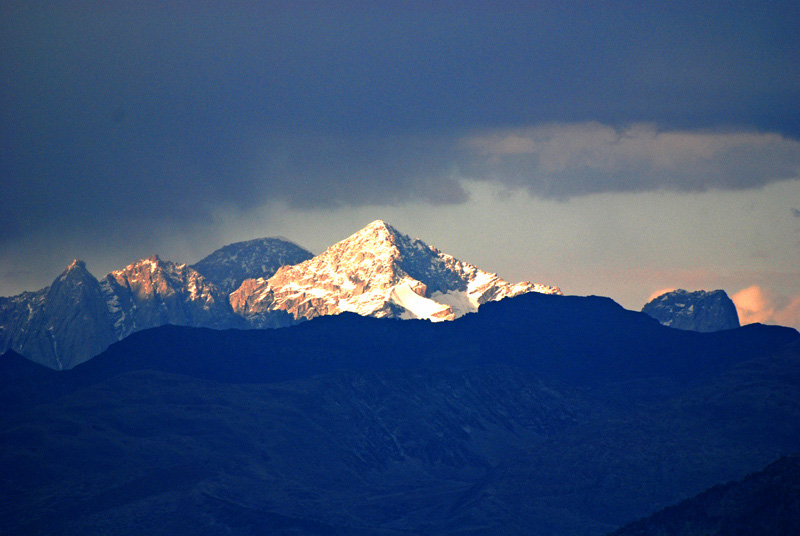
[731,285,800,330]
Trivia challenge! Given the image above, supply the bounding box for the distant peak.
[360,220,401,235]
[365,219,391,229]
[66,259,87,271]
[246,236,311,252]
[134,255,170,270]
[110,254,175,276]
[649,289,730,302]
[55,259,93,284]
[642,288,739,332]
[327,221,420,259]
[60,259,91,279]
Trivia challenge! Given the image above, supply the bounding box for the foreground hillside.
[1,293,799,535]
[609,455,800,535]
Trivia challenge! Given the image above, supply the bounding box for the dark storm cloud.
[460,123,800,198]
[2,1,799,244]
[243,133,468,208]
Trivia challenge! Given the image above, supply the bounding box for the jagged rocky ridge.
[0,222,557,369]
[0,236,311,369]
[642,289,740,332]
[0,261,118,370]
[231,220,560,325]
[100,255,241,340]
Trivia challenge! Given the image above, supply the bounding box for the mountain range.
[1,292,798,535]
[0,221,558,369]
[2,220,798,533]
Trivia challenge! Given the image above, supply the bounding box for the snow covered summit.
[1,222,561,369]
[230,220,561,324]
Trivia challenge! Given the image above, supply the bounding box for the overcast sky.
[2,2,800,328]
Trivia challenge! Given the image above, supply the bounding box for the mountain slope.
[0,261,117,369]
[0,365,585,536]
[1,294,798,536]
[608,455,800,536]
[231,220,560,324]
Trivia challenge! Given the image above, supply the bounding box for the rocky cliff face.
[231,220,561,324]
[0,261,117,370]
[642,289,740,332]
[99,255,242,340]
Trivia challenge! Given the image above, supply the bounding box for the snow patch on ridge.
[389,282,454,321]
[430,290,477,318]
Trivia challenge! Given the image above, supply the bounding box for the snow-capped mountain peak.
[230,221,561,324]
[1,222,561,369]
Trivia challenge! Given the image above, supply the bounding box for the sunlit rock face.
[99,255,240,340]
[642,289,740,332]
[231,220,561,325]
